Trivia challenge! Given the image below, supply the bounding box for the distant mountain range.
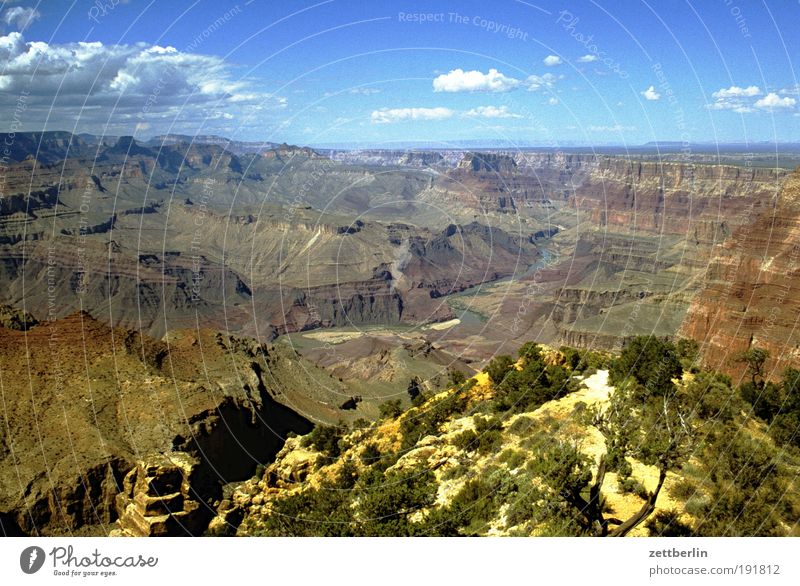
[0,131,292,165]
[5,131,800,160]
[312,138,800,153]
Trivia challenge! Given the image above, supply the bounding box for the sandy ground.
[525,370,680,535]
[422,318,461,331]
[300,330,366,344]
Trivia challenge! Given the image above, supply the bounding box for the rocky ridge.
[0,312,353,536]
[220,344,800,537]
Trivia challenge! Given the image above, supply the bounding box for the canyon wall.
[681,169,800,379]
[0,313,317,535]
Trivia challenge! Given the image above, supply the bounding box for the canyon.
[1,131,798,535]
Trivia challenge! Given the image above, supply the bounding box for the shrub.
[693,490,784,536]
[518,342,542,362]
[610,336,682,396]
[400,392,470,449]
[452,429,478,452]
[507,415,536,436]
[441,461,468,481]
[527,440,593,499]
[646,509,694,537]
[476,429,503,455]
[741,381,783,422]
[559,346,609,372]
[448,369,467,386]
[334,459,359,489]
[256,482,353,536]
[486,355,515,385]
[360,443,382,466]
[676,338,700,367]
[669,478,698,502]
[505,485,544,529]
[378,399,404,420]
[618,476,649,500]
[301,424,346,459]
[448,477,499,534]
[474,415,502,433]
[686,372,738,422]
[770,412,800,448]
[497,449,526,470]
[493,359,571,413]
[740,367,800,433]
[411,392,427,407]
[560,346,582,370]
[355,470,438,536]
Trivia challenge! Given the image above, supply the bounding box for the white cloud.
[712,85,761,98]
[2,6,40,31]
[706,85,795,113]
[0,32,281,135]
[543,55,562,66]
[371,107,454,124]
[577,54,597,63]
[547,97,558,106]
[432,67,560,94]
[432,68,520,93]
[525,73,559,91]
[464,105,522,119]
[754,92,796,110]
[641,86,661,101]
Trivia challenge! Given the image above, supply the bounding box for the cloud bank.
[0,32,282,135]
[708,85,796,112]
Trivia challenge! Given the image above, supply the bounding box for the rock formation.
[0,313,327,535]
[111,452,217,537]
[681,168,800,379]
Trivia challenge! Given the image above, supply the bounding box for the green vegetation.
[559,346,610,374]
[450,416,503,454]
[687,428,793,536]
[300,423,346,460]
[378,399,404,420]
[445,467,518,534]
[360,443,382,466]
[399,381,472,450]
[738,356,800,450]
[609,335,682,396]
[491,343,578,413]
[252,338,800,537]
[253,452,455,536]
[485,355,514,385]
[448,368,467,386]
[738,347,770,388]
[675,338,700,370]
[451,429,479,451]
[646,510,693,537]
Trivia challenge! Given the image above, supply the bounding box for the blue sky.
[2,0,799,145]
